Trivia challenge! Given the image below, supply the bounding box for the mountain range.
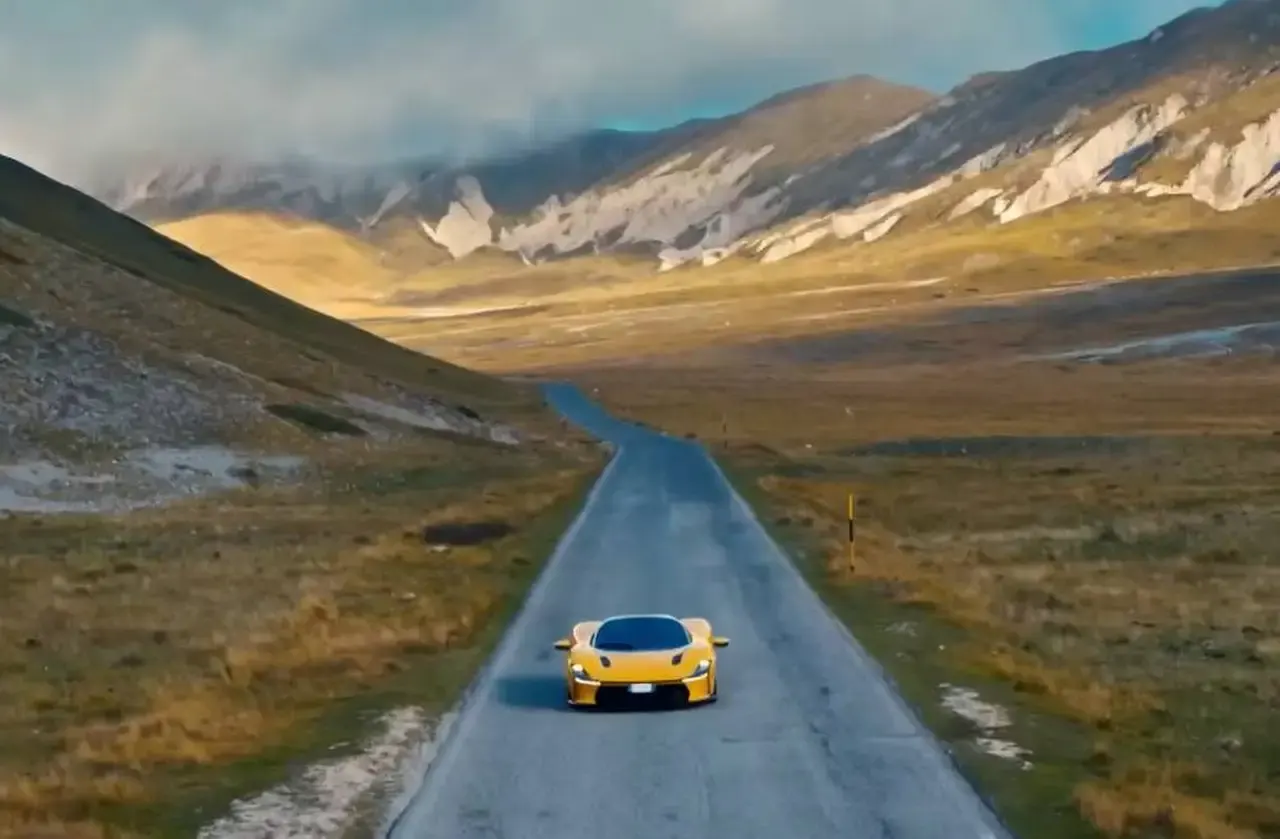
[84,0,1280,280]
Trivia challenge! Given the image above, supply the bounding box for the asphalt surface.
[385,383,1013,839]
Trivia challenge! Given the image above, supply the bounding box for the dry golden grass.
[132,159,1280,381]
[575,361,1280,838]
[0,438,602,838]
[342,193,1280,376]
[1075,770,1264,839]
[1164,72,1280,146]
[155,212,404,316]
[673,75,934,174]
[153,211,656,321]
[575,362,1280,445]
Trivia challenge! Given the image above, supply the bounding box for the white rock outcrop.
[862,213,902,242]
[754,174,955,263]
[657,181,789,270]
[758,224,831,264]
[1181,108,1280,210]
[497,146,780,261]
[716,95,1280,266]
[949,188,1004,220]
[999,94,1188,223]
[419,176,495,259]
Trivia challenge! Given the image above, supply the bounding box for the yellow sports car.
[552,613,729,708]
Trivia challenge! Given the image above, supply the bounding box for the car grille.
[595,682,690,707]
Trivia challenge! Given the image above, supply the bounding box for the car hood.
[572,645,711,682]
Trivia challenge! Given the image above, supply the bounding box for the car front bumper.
[567,672,714,707]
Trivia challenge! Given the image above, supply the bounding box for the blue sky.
[606,3,1223,131]
[0,0,1222,184]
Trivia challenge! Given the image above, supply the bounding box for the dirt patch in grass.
[420,520,515,546]
[577,362,1280,839]
[842,434,1149,459]
[0,438,604,839]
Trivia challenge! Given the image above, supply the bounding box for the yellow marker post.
[847,492,856,571]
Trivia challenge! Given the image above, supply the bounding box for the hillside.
[96,75,933,262]
[0,152,564,513]
[0,153,613,839]
[91,127,694,253]
[153,212,408,318]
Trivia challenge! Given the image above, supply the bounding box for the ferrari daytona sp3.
[552,613,729,708]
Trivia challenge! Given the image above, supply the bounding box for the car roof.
[590,614,692,649]
[597,613,683,626]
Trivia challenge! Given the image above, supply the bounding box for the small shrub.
[269,376,329,398]
[0,301,35,328]
[421,520,514,546]
[264,403,366,436]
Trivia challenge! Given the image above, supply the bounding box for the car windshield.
[592,616,690,652]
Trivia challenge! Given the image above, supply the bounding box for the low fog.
[0,0,1216,186]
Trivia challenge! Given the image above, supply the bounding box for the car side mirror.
[553,638,573,650]
[711,636,730,648]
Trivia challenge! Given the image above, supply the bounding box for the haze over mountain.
[83,0,1280,281]
[2,1,1214,186]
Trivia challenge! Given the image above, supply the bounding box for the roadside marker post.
[847,492,857,571]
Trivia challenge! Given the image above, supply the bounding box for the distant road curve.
[384,383,1013,839]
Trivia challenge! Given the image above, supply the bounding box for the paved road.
[385,384,1012,839]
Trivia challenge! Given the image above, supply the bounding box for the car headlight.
[688,659,711,678]
[570,663,591,681]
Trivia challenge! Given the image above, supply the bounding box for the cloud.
[0,0,1216,186]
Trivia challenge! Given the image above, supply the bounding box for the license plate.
[628,683,655,694]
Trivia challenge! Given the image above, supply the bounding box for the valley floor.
[315,243,1280,839]
[571,361,1280,839]
[0,434,602,839]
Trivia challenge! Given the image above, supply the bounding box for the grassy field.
[154,212,408,318]
[338,196,1280,375]
[573,362,1280,839]
[143,189,1280,378]
[0,434,604,839]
